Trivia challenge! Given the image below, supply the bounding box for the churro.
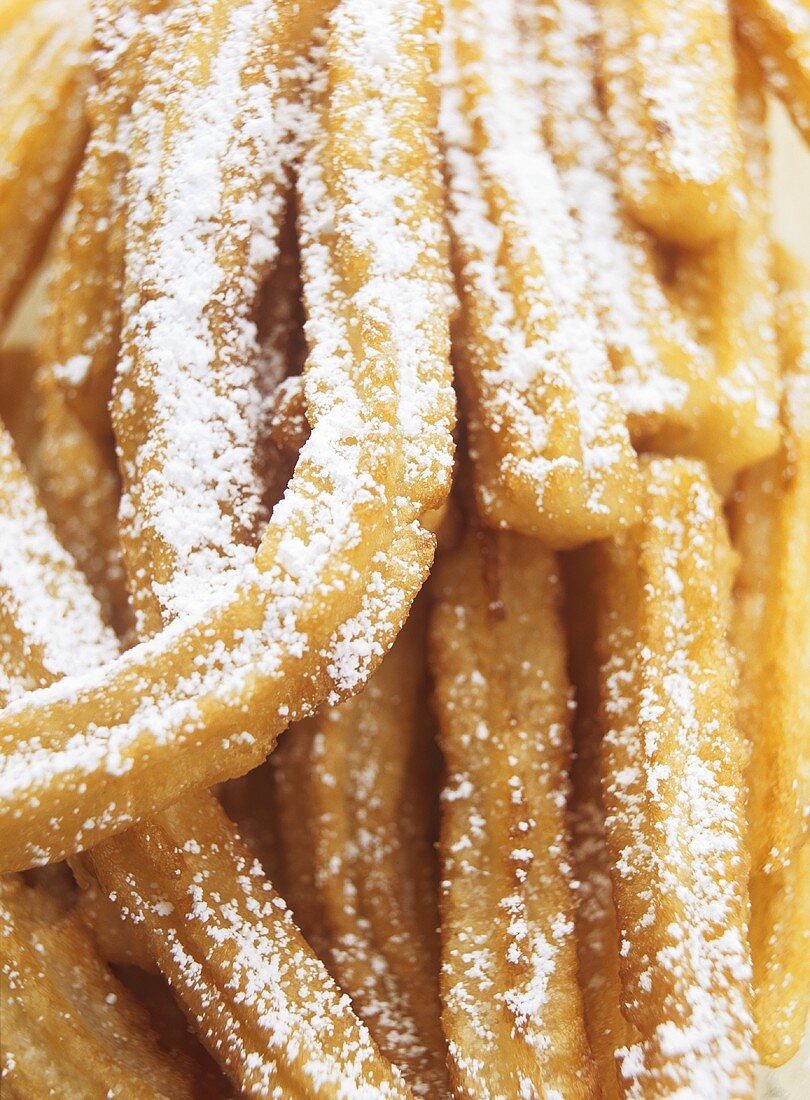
[594,458,755,1097]
[0,0,90,329]
[737,0,810,145]
[430,521,596,1098]
[441,0,640,545]
[0,874,198,1098]
[531,0,718,450]
[672,43,781,485]
[729,246,810,1066]
[0,0,455,869]
[598,0,744,247]
[272,610,447,1097]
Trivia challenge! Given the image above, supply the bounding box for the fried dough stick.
[729,246,810,1066]
[531,0,717,452]
[0,0,90,330]
[737,0,810,145]
[441,0,640,545]
[0,875,199,1099]
[89,793,413,1098]
[672,46,780,485]
[272,609,448,1097]
[597,0,743,247]
[0,420,412,1095]
[0,431,201,1098]
[0,0,455,870]
[34,0,171,634]
[594,458,755,1097]
[562,551,636,1100]
[430,523,597,1098]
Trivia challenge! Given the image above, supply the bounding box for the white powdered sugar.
[441,0,634,520]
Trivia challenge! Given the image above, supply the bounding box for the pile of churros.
[0,0,807,1096]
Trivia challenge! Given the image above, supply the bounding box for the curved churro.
[562,550,635,1100]
[273,610,448,1097]
[531,0,717,451]
[0,874,198,1099]
[441,0,640,545]
[430,522,597,1098]
[594,458,755,1098]
[0,412,413,1094]
[0,0,455,870]
[737,0,810,145]
[89,792,412,1098]
[671,44,780,486]
[597,0,743,247]
[0,0,90,330]
[729,246,810,1066]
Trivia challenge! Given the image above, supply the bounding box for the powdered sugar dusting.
[441,0,636,537]
[530,0,714,435]
[598,459,755,1097]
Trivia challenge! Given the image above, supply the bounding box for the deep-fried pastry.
[593,458,755,1097]
[562,551,635,1100]
[0,417,412,1094]
[273,608,448,1097]
[0,0,455,870]
[430,521,597,1098]
[0,0,90,329]
[737,0,810,145]
[672,43,781,485]
[0,874,198,1099]
[597,0,744,247]
[34,0,169,633]
[89,791,412,1098]
[728,245,810,1066]
[531,0,718,451]
[441,0,640,545]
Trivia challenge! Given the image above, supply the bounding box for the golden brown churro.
[594,458,755,1097]
[273,611,447,1097]
[0,0,455,869]
[0,0,90,329]
[598,0,744,247]
[430,521,597,1098]
[729,246,810,1066]
[441,0,640,545]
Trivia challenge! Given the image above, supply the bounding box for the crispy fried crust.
[597,0,743,247]
[273,609,448,1096]
[89,791,412,1098]
[0,0,455,870]
[671,43,781,485]
[531,0,718,452]
[441,0,640,544]
[562,550,636,1100]
[737,0,810,145]
[729,246,810,1066]
[0,0,91,330]
[0,875,198,1100]
[430,522,597,1099]
[594,458,755,1098]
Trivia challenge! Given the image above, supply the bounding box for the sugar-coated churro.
[441,0,640,545]
[0,0,90,329]
[430,520,597,1098]
[0,0,455,870]
[594,458,755,1098]
[598,0,744,247]
[273,609,447,1097]
[729,245,810,1066]
[531,0,718,451]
